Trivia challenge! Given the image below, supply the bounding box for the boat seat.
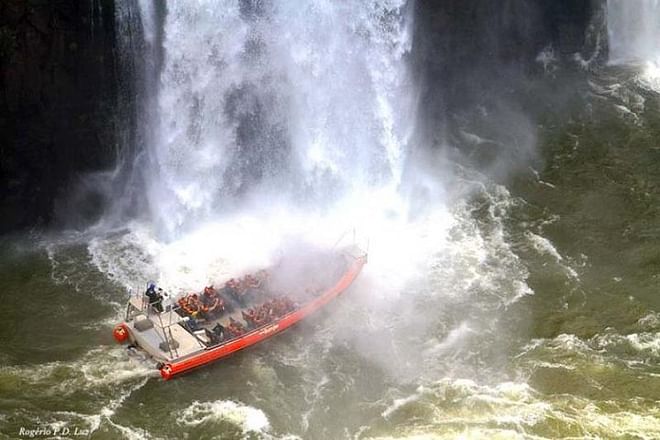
[159,338,180,352]
[193,329,210,344]
[134,314,154,332]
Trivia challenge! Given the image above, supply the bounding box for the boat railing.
[127,288,197,358]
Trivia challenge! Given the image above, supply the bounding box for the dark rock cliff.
[413,0,603,119]
[0,0,118,233]
[411,0,605,177]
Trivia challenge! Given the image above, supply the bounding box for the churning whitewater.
[607,0,660,90]
[1,0,660,439]
[90,0,543,435]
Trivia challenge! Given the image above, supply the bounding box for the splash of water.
[607,0,660,90]
[91,2,544,386]
[607,0,660,65]
[143,1,414,239]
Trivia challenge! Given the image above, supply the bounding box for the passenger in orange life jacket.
[201,286,224,318]
[242,308,257,328]
[229,316,243,329]
[190,294,202,317]
[226,317,245,337]
[178,293,200,317]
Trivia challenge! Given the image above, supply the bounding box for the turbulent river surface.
[2,1,660,439]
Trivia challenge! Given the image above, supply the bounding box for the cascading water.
[94,0,538,368]
[4,2,660,439]
[94,0,465,317]
[607,0,660,89]
[607,0,660,64]
[96,1,532,389]
[144,1,415,239]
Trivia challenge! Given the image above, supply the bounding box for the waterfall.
[138,1,414,239]
[607,0,660,64]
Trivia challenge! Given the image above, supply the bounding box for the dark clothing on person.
[185,317,201,332]
[145,285,164,313]
[211,324,226,344]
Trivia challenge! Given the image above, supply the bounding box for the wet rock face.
[411,0,604,150]
[412,0,601,111]
[0,0,117,233]
[408,0,605,182]
[415,0,599,66]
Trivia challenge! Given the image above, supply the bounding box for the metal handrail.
[130,287,178,357]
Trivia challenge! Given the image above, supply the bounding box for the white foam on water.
[525,330,660,362]
[104,419,154,440]
[520,333,598,362]
[421,321,475,359]
[374,377,660,440]
[381,388,424,420]
[90,181,457,302]
[0,345,155,439]
[593,331,660,358]
[525,232,563,262]
[640,60,660,92]
[45,238,101,293]
[88,223,161,292]
[0,346,156,395]
[92,0,539,398]
[80,313,127,331]
[525,231,579,280]
[378,379,549,437]
[614,103,641,123]
[300,373,330,432]
[637,312,660,330]
[363,433,525,440]
[178,400,270,435]
[435,185,534,306]
[84,156,544,440]
[89,2,605,437]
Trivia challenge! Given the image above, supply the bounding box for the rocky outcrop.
[0,0,118,232]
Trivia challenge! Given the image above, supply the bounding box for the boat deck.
[126,297,206,361]
[122,248,358,365]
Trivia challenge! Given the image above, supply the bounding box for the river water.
[1,1,660,439]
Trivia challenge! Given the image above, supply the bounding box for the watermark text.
[18,425,90,438]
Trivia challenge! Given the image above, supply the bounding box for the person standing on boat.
[145,282,164,313]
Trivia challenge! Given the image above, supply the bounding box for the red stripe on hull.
[160,255,366,380]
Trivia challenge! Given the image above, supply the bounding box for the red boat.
[113,246,367,380]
